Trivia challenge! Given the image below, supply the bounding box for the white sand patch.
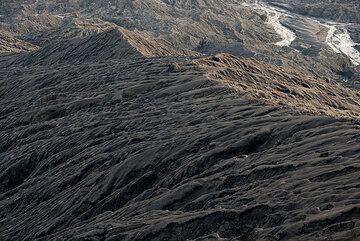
[325,24,360,66]
[243,0,296,47]
[243,0,360,65]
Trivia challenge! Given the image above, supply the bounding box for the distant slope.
[267,0,360,24]
[1,0,359,84]
[119,27,199,58]
[11,29,144,66]
[8,24,198,66]
[0,30,37,53]
[1,2,360,241]
[25,18,117,46]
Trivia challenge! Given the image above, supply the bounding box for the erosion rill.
[0,1,360,241]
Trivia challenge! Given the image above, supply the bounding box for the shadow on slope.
[0,52,360,240]
[6,24,199,66]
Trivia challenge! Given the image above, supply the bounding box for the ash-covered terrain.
[1,0,360,82]
[1,1,360,241]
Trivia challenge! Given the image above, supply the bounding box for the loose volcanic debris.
[0,45,360,240]
[0,4,360,241]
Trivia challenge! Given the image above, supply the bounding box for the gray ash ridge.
[1,1,360,241]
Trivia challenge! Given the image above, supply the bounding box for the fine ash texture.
[1,0,359,83]
[0,30,37,53]
[1,30,360,240]
[1,1,360,241]
[195,54,360,120]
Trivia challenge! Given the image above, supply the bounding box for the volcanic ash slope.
[5,23,198,66]
[0,27,360,241]
[0,30,37,53]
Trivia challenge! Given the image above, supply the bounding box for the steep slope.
[10,29,143,66]
[0,30,37,53]
[119,27,199,58]
[1,2,360,241]
[1,47,360,240]
[25,18,118,46]
[1,0,358,84]
[6,25,198,66]
[195,54,360,120]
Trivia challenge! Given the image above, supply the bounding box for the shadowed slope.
[6,26,198,66]
[1,2,360,241]
[11,29,144,65]
[0,53,360,240]
[0,30,37,53]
